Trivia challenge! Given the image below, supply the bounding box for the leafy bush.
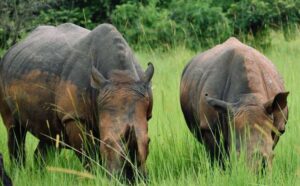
[227,0,300,48]
[111,1,180,50]
[0,0,300,53]
[0,0,37,49]
[170,0,232,49]
[112,0,233,50]
[35,8,97,29]
[272,0,300,40]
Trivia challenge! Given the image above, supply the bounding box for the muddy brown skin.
[180,37,288,169]
[0,153,12,186]
[0,23,154,181]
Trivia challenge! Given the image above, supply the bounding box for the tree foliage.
[0,0,299,53]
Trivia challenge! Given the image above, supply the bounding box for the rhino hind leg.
[7,123,27,166]
[0,92,26,166]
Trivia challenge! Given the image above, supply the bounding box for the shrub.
[0,0,37,49]
[34,8,97,29]
[111,1,181,50]
[1,0,300,53]
[111,0,233,50]
[227,0,300,48]
[170,0,232,49]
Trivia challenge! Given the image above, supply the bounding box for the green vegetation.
[0,31,299,185]
[0,0,300,185]
[1,0,299,52]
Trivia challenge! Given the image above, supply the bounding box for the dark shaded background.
[0,0,299,54]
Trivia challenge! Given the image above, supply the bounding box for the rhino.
[0,23,154,180]
[180,37,288,169]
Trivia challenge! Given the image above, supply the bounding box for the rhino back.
[181,37,285,131]
[0,23,90,84]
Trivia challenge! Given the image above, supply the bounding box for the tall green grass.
[0,32,299,185]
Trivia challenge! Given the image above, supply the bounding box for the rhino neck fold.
[74,24,140,81]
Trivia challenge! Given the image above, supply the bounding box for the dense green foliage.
[111,2,179,49]
[169,0,232,49]
[0,1,299,185]
[227,0,300,47]
[0,0,299,52]
[0,31,299,186]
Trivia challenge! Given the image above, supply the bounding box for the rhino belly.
[4,69,63,140]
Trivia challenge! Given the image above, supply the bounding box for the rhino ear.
[264,92,289,114]
[143,62,154,83]
[205,95,232,113]
[90,66,109,89]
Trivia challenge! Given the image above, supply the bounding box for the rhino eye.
[268,113,274,121]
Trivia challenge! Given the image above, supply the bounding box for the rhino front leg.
[65,121,94,170]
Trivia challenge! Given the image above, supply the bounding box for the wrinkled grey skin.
[0,23,154,181]
[180,37,288,169]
